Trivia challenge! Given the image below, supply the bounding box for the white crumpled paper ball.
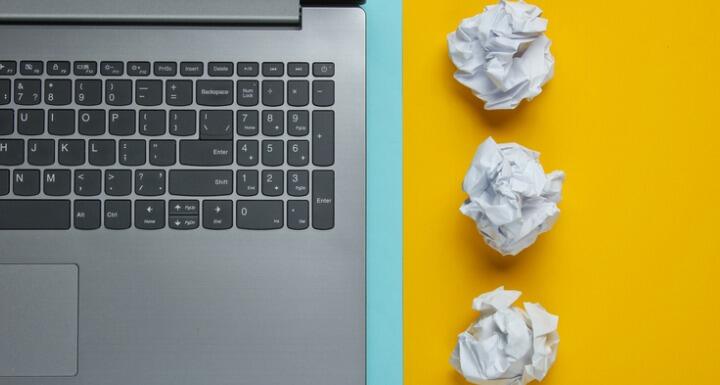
[460,137,564,256]
[451,287,559,385]
[448,0,554,110]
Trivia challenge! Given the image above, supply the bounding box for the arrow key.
[169,215,199,230]
[202,200,232,230]
[169,200,199,215]
[135,200,165,230]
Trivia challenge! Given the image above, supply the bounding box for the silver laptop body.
[0,1,366,384]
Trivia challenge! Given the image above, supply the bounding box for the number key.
[236,140,258,166]
[262,170,283,196]
[262,110,283,136]
[236,170,259,196]
[45,79,72,105]
[14,79,41,105]
[287,140,309,166]
[75,80,102,106]
[106,80,132,106]
[261,140,283,166]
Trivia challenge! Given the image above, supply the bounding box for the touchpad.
[0,264,78,377]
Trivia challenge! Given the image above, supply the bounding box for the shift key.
[169,170,233,196]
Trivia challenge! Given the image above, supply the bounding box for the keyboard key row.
[0,109,326,139]
[0,138,323,167]
[0,199,321,230]
[1,78,333,107]
[0,168,317,197]
[0,61,334,78]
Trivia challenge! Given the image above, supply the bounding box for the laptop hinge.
[0,0,301,25]
[301,0,366,5]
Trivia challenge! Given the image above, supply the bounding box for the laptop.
[0,1,366,384]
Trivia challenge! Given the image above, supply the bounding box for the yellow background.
[404,1,720,384]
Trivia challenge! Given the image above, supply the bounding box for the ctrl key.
[104,200,131,230]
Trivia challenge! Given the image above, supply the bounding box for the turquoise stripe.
[364,1,403,385]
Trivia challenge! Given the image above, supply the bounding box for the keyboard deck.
[0,60,336,230]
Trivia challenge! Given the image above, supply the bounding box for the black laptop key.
[169,110,196,136]
[139,110,166,136]
[75,80,102,106]
[312,170,335,230]
[136,80,163,106]
[106,80,132,106]
[197,80,233,106]
[313,80,335,107]
[17,109,44,135]
[0,169,8,195]
[13,169,40,196]
[313,62,335,77]
[135,200,165,230]
[119,140,146,166]
[169,216,199,230]
[20,61,43,75]
[262,62,284,77]
[262,110,283,136]
[237,81,259,107]
[180,140,233,166]
[14,79,41,105]
[47,61,71,76]
[287,110,309,136]
[0,80,10,105]
[180,62,204,77]
[287,140,309,166]
[288,80,309,107]
[287,200,309,230]
[236,140,259,166]
[135,169,166,196]
[312,111,334,166]
[166,80,193,106]
[74,200,101,230]
[202,200,233,230]
[150,140,176,166]
[262,170,283,196]
[105,200,131,229]
[236,200,283,230]
[109,110,136,136]
[288,62,309,77]
[58,139,85,166]
[0,110,12,134]
[237,110,259,136]
[45,80,72,105]
[44,170,71,196]
[237,62,259,77]
[78,110,105,135]
[236,170,259,196]
[75,169,102,196]
[200,110,233,140]
[209,62,234,77]
[287,170,309,197]
[48,110,75,135]
[154,62,177,77]
[262,80,284,107]
[0,139,24,165]
[100,62,124,76]
[73,61,97,76]
[89,139,116,166]
[105,170,132,196]
[0,61,17,76]
[169,170,233,196]
[0,200,70,230]
[127,62,151,77]
[28,139,54,166]
[261,140,283,166]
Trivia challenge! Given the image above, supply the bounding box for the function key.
[237,62,259,77]
[0,61,17,75]
[313,62,335,77]
[127,61,151,76]
[208,62,233,77]
[154,62,177,77]
[47,61,71,76]
[262,62,284,77]
[288,62,309,77]
[74,61,97,76]
[100,61,124,76]
[180,62,204,77]
[20,61,43,75]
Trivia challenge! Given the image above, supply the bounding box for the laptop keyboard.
[0,60,336,231]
